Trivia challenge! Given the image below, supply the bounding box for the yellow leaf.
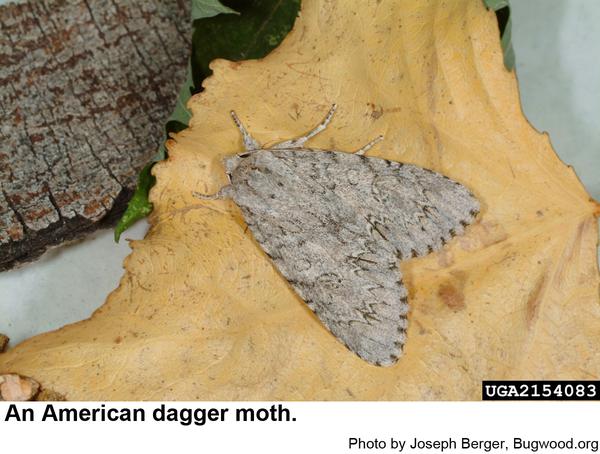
[1,0,599,400]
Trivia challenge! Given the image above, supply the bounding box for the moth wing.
[282,150,480,259]
[231,150,409,366]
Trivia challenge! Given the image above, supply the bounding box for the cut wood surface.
[0,373,40,401]
[0,0,191,270]
[0,0,599,400]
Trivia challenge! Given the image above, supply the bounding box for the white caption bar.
[1,402,598,453]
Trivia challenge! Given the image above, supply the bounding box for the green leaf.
[191,0,301,86]
[483,0,515,70]
[500,15,515,71]
[156,64,195,162]
[115,0,300,242]
[167,64,194,131]
[483,0,509,9]
[192,0,239,21]
[114,163,155,242]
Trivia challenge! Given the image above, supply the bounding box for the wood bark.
[0,0,191,271]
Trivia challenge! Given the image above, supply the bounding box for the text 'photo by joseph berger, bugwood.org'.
[348,437,599,452]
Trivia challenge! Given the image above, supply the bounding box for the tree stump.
[0,0,191,271]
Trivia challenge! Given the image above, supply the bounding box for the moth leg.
[193,185,234,200]
[231,111,261,151]
[354,135,384,156]
[270,104,337,149]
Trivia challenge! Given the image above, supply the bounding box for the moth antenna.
[354,135,384,156]
[271,103,337,149]
[231,111,261,151]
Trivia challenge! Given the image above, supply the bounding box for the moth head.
[223,152,253,178]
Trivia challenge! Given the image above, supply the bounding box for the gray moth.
[195,105,479,366]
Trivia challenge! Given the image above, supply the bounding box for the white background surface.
[1,0,599,347]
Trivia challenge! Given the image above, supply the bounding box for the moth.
[195,105,479,366]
